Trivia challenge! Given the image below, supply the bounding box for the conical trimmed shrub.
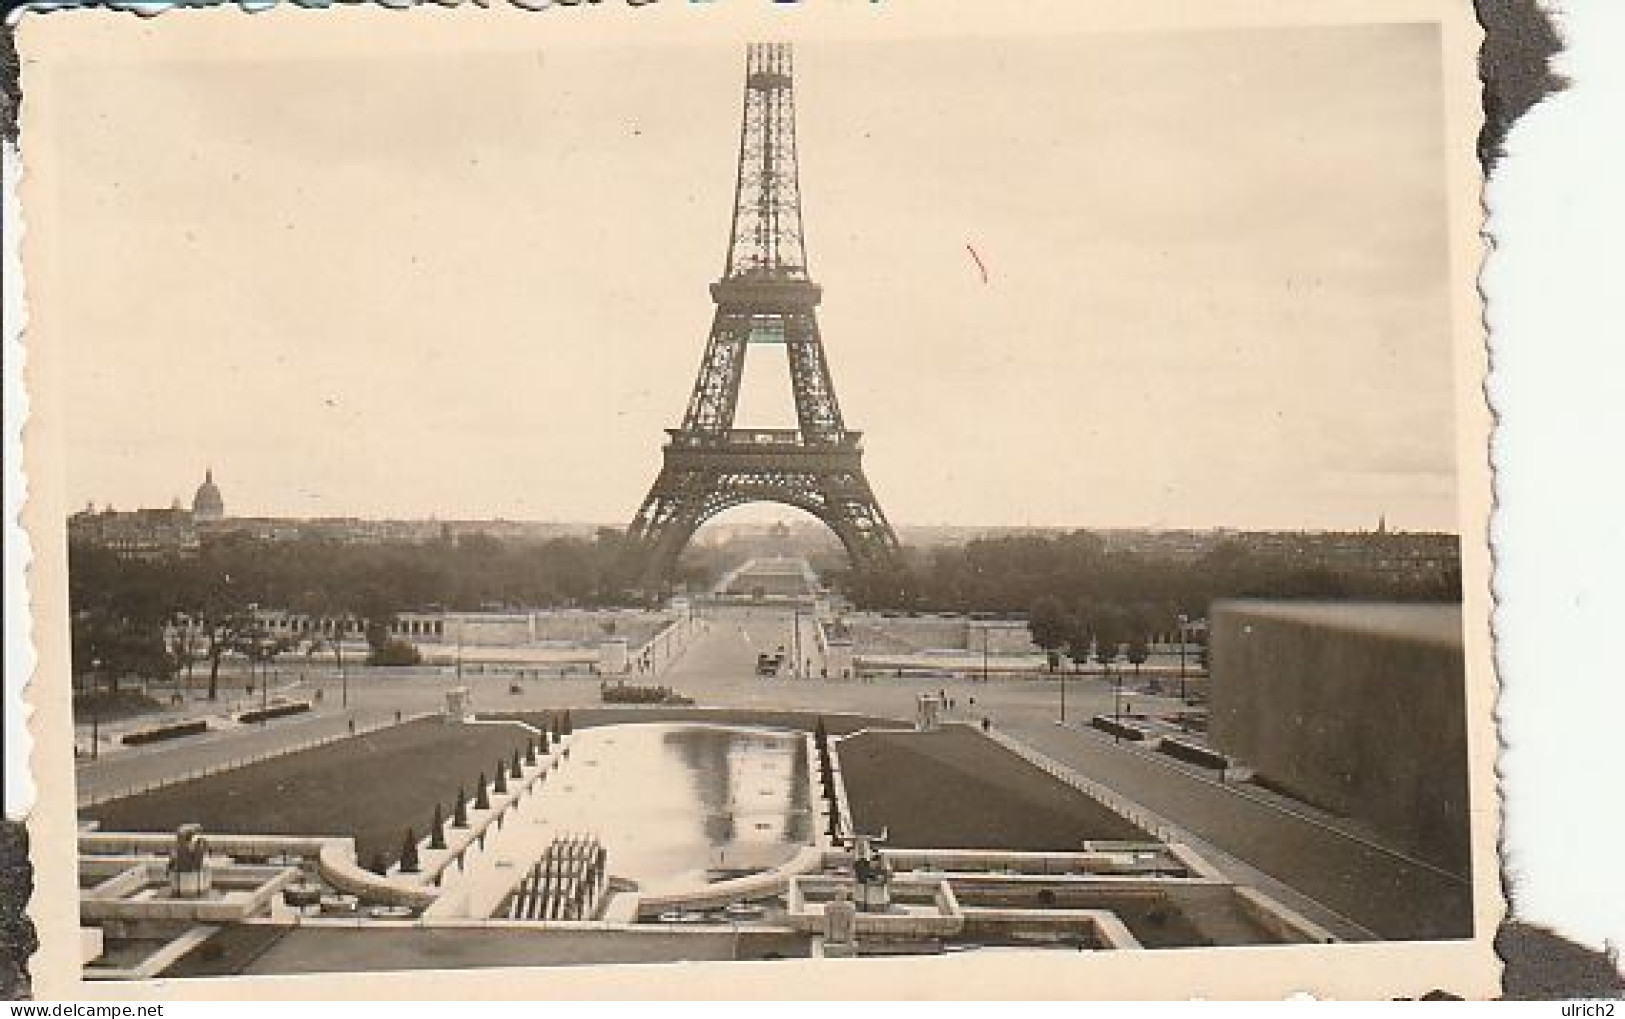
[562,710,573,735]
[511,749,523,779]
[399,828,420,873]
[429,803,447,850]
[524,739,536,766]
[475,773,490,810]
[494,762,508,795]
[452,787,469,828]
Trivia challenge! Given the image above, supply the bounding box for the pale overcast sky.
[30,13,1461,531]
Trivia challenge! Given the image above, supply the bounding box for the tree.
[398,828,420,873]
[428,804,447,851]
[173,561,257,702]
[168,620,202,688]
[1126,634,1150,676]
[234,623,295,693]
[1063,615,1093,675]
[1027,596,1069,673]
[198,605,254,700]
[1093,609,1122,675]
[72,609,176,694]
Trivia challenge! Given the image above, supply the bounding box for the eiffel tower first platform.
[626,43,902,592]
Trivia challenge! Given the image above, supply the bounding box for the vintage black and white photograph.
[17,1,1495,998]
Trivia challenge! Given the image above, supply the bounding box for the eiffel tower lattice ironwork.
[626,43,901,589]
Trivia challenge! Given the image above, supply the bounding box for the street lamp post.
[328,614,350,710]
[1112,664,1123,744]
[1177,613,1189,705]
[89,658,102,761]
[792,607,803,680]
[981,625,989,685]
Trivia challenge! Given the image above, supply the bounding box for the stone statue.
[823,887,857,957]
[851,828,892,913]
[169,823,212,898]
[915,693,943,732]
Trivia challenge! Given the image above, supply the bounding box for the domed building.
[191,468,225,523]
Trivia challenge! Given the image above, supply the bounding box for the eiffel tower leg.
[817,469,901,572]
[627,466,716,593]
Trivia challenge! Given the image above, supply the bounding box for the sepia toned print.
[19,0,1496,999]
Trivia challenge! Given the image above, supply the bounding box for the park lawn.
[83,718,535,867]
[838,728,1150,849]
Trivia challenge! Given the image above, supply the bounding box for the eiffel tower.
[626,43,901,591]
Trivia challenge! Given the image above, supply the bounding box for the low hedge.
[1089,715,1149,741]
[367,640,422,667]
[238,701,312,725]
[122,719,208,745]
[599,682,694,706]
[1157,736,1229,770]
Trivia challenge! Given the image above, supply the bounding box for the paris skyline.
[44,17,1460,533]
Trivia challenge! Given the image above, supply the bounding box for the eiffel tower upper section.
[719,42,814,290]
[673,41,852,449]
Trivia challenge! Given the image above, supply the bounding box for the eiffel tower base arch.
[627,457,900,596]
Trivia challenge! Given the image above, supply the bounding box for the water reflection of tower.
[664,728,738,845]
[662,729,808,851]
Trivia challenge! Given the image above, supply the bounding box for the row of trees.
[1026,597,1189,675]
[829,529,1460,615]
[67,528,700,699]
[66,522,773,697]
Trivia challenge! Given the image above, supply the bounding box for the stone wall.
[437,611,670,648]
[845,615,1037,655]
[1208,601,1470,875]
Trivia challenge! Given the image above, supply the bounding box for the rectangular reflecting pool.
[477,723,815,904]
